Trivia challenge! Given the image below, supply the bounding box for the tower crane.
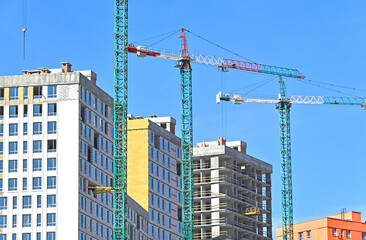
[113,0,128,239]
[216,91,366,240]
[128,30,304,239]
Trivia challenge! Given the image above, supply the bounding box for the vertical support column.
[277,76,293,240]
[180,62,194,240]
[113,0,128,239]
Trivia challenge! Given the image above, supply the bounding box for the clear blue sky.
[1,0,366,237]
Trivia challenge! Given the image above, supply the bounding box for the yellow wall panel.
[19,87,24,100]
[28,87,33,100]
[127,119,150,210]
[4,88,9,102]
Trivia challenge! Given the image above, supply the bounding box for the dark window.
[47,140,56,153]
[33,86,43,99]
[24,105,28,117]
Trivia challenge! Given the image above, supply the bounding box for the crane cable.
[131,29,181,45]
[184,28,256,63]
[295,79,360,97]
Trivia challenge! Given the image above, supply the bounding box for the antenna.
[22,0,28,60]
[341,208,346,220]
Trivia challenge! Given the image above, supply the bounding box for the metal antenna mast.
[113,0,128,239]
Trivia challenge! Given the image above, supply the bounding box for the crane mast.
[277,77,293,240]
[179,29,194,240]
[113,0,128,239]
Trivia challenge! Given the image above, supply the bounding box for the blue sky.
[1,0,366,237]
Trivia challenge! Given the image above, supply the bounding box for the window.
[9,87,18,100]
[37,195,41,208]
[37,214,41,226]
[8,178,17,191]
[24,87,28,99]
[0,142,3,155]
[0,89,3,101]
[12,215,16,228]
[48,122,56,134]
[33,177,42,190]
[33,158,42,171]
[48,103,57,116]
[98,102,103,115]
[23,141,28,153]
[346,230,351,238]
[0,216,7,228]
[160,138,164,150]
[333,228,337,237]
[0,106,3,119]
[24,105,28,117]
[22,214,31,227]
[0,179,2,191]
[9,160,17,172]
[13,196,17,209]
[23,196,31,208]
[23,178,27,190]
[47,140,57,152]
[22,233,31,240]
[23,123,28,135]
[46,232,55,240]
[33,104,42,116]
[0,124,3,137]
[9,142,18,154]
[0,197,7,210]
[87,92,91,105]
[0,161,2,173]
[299,232,303,240]
[9,106,18,118]
[9,123,18,136]
[48,85,57,98]
[47,176,56,189]
[23,159,27,172]
[93,97,97,109]
[33,122,42,135]
[47,158,56,171]
[0,235,5,240]
[307,230,311,238]
[33,86,42,99]
[37,233,41,240]
[47,213,56,226]
[33,140,42,153]
[47,195,56,208]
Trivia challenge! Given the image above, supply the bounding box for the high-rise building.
[276,211,366,240]
[0,63,149,240]
[193,138,273,240]
[127,115,183,240]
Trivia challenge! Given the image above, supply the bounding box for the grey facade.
[193,138,273,240]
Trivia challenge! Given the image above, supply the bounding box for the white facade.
[0,64,137,240]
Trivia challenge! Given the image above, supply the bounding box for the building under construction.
[193,138,272,240]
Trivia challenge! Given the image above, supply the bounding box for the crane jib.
[127,46,161,57]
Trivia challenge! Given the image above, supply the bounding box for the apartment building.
[0,63,149,240]
[127,115,183,240]
[276,211,366,240]
[193,138,273,240]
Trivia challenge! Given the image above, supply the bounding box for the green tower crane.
[113,0,128,239]
[127,31,304,239]
[217,91,366,240]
